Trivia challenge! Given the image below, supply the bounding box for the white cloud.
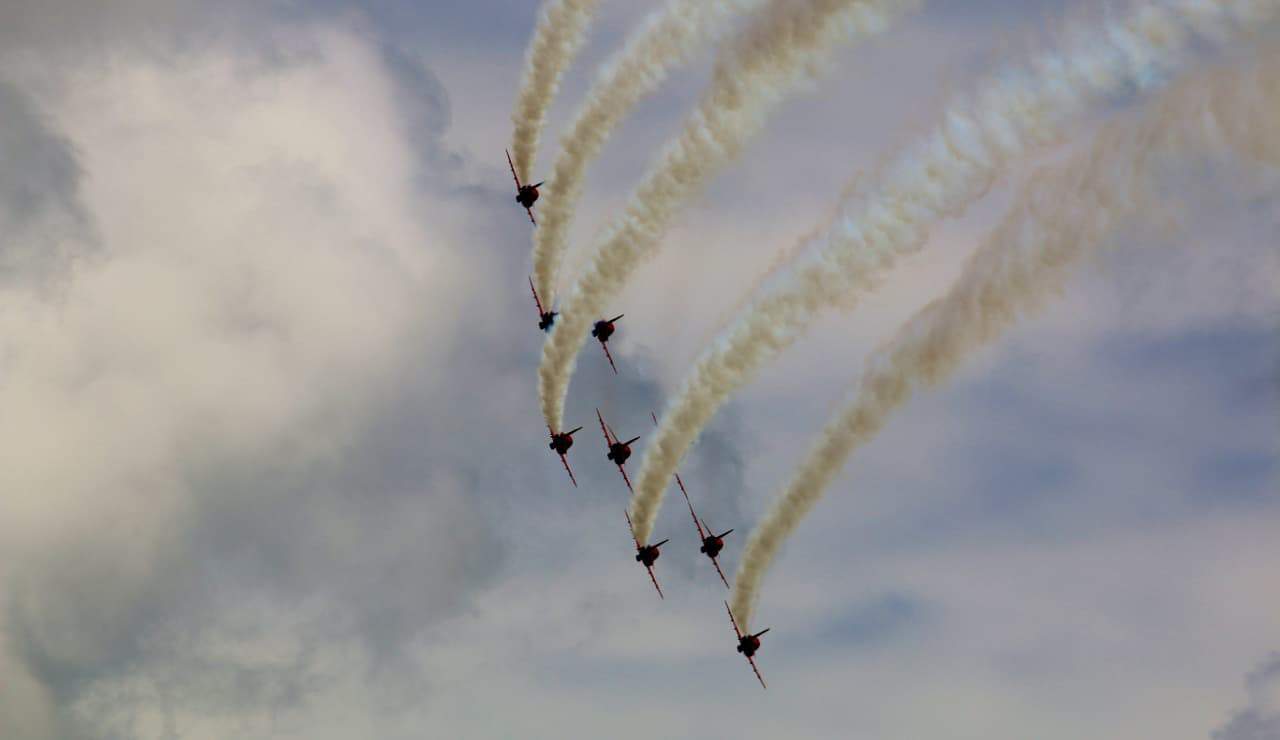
[0,19,485,738]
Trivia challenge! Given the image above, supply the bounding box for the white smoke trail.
[531,0,774,306]
[539,0,921,431]
[629,0,1279,547]
[729,52,1280,630]
[510,0,602,183]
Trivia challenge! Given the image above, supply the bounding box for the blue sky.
[0,1,1274,738]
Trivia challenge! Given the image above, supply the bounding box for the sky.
[0,1,1275,738]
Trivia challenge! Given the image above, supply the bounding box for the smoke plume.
[539,0,921,433]
[510,0,602,183]
[530,0,776,306]
[628,0,1278,546]
[729,52,1280,630]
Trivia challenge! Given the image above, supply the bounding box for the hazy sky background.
[0,1,1275,738]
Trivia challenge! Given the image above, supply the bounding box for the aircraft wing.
[677,475,705,539]
[624,512,663,599]
[625,509,640,548]
[597,408,615,446]
[645,564,664,599]
[559,454,577,487]
[529,276,545,315]
[506,149,523,189]
[525,205,537,226]
[710,555,730,589]
[746,655,767,689]
[600,342,618,374]
[617,464,634,494]
[725,600,744,640]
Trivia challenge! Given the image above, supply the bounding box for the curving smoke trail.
[539,0,921,432]
[531,0,774,306]
[510,0,603,184]
[729,52,1280,630]
[628,0,1279,547]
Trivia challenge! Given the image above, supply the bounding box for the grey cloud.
[0,79,92,283]
[859,316,1277,551]
[378,39,465,180]
[0,1,265,62]
[925,0,1083,24]
[1214,654,1280,740]
[0,0,192,47]
[806,592,924,649]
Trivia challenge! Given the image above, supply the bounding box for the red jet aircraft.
[597,408,640,493]
[591,315,624,374]
[506,149,543,225]
[678,473,733,588]
[547,425,582,487]
[529,277,557,332]
[725,601,770,689]
[626,510,668,599]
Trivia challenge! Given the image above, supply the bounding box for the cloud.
[0,79,92,283]
[0,0,201,48]
[1214,654,1280,740]
[0,16,508,738]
